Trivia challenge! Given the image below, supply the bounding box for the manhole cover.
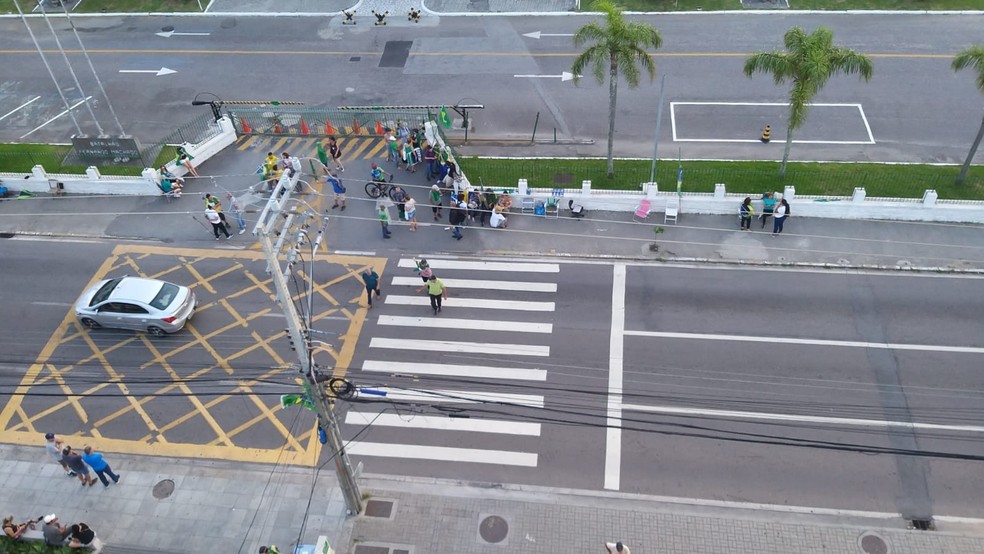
[479,515,508,544]
[152,479,175,499]
[858,533,888,554]
[364,499,394,518]
[161,25,175,32]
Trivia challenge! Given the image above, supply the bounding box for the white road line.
[370,337,549,357]
[669,101,875,144]
[333,250,376,256]
[362,388,544,408]
[605,264,626,491]
[398,258,559,273]
[624,330,984,354]
[383,296,555,312]
[857,104,876,144]
[376,315,552,334]
[30,301,73,307]
[11,236,99,244]
[672,101,866,107]
[346,442,538,467]
[621,404,984,434]
[0,95,41,122]
[389,276,557,293]
[345,411,542,436]
[19,96,92,139]
[674,138,875,144]
[362,360,548,381]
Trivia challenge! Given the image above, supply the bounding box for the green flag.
[439,105,451,129]
[317,142,329,167]
[280,393,315,411]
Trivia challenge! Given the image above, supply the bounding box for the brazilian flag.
[280,393,315,412]
[439,105,451,129]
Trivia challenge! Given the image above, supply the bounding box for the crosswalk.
[343,258,560,468]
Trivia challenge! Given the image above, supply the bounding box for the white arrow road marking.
[119,67,177,76]
[155,31,211,38]
[514,72,578,82]
[523,31,575,39]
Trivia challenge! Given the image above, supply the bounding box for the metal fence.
[141,113,227,169]
[225,107,438,137]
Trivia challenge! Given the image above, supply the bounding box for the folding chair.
[545,197,560,217]
[521,195,535,214]
[633,198,651,222]
[664,196,679,224]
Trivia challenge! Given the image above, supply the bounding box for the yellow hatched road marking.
[237,135,259,151]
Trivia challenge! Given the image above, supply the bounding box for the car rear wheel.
[80,318,101,329]
[147,326,166,336]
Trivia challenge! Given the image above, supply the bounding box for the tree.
[952,45,984,185]
[744,27,873,178]
[572,0,662,178]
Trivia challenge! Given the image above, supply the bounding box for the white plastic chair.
[664,197,679,224]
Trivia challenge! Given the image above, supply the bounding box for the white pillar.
[645,181,658,199]
[142,167,159,184]
[86,166,102,180]
[582,180,592,196]
[922,189,938,207]
[518,178,528,196]
[783,185,796,201]
[713,183,726,199]
[31,165,47,179]
[852,187,866,204]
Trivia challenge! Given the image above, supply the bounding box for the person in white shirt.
[489,210,507,229]
[205,208,231,240]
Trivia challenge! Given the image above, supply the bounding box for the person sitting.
[490,209,508,229]
[3,515,30,540]
[42,514,70,546]
[69,522,96,549]
[159,166,183,196]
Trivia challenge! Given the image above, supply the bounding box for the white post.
[518,178,528,196]
[645,182,658,199]
[713,183,726,199]
[86,166,101,180]
[922,189,938,207]
[582,179,591,196]
[783,185,796,201]
[31,165,47,179]
[852,187,866,204]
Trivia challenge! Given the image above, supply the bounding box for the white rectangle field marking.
[362,360,548,381]
[370,337,549,357]
[383,296,555,312]
[398,258,559,273]
[376,315,552,334]
[346,442,538,466]
[360,388,544,408]
[389,276,557,293]
[345,411,542,436]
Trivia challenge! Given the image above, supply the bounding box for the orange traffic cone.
[326,119,337,135]
[353,119,361,135]
[240,118,253,134]
[273,121,283,134]
[375,121,385,135]
[300,119,311,135]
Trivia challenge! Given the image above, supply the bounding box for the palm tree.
[744,27,873,178]
[952,45,984,185]
[572,0,662,178]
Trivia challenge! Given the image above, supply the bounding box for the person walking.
[61,446,96,486]
[417,275,448,316]
[448,202,466,240]
[377,202,392,239]
[361,268,382,309]
[44,433,75,477]
[413,258,433,283]
[81,445,120,487]
[327,136,344,172]
[772,198,790,236]
[226,193,246,234]
[429,184,443,221]
[328,172,346,210]
[404,195,418,231]
[760,191,776,229]
[204,193,229,229]
[739,197,754,231]
[206,207,232,240]
[605,541,631,554]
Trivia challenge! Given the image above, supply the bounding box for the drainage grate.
[910,518,935,531]
[859,533,889,554]
[364,499,394,518]
[350,56,361,62]
[152,479,174,499]
[478,515,508,544]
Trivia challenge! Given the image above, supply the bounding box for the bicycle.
[365,173,397,200]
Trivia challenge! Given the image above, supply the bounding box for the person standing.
[206,207,231,240]
[327,136,344,172]
[81,445,120,487]
[404,195,418,231]
[739,197,754,231]
[264,152,279,174]
[429,184,443,221]
[417,275,448,316]
[605,541,631,554]
[44,433,74,476]
[361,268,382,309]
[448,202,466,240]
[386,131,400,165]
[760,191,776,229]
[377,202,392,239]
[772,198,790,236]
[423,145,437,180]
[226,193,246,234]
[204,193,229,229]
[328,172,346,210]
[391,186,408,221]
[61,446,95,486]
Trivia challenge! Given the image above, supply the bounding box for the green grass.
[596,0,983,10]
[0,144,143,176]
[459,157,984,200]
[0,0,202,13]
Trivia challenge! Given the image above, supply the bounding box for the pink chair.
[633,199,651,222]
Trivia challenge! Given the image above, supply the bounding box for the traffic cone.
[300,119,311,135]
[352,119,361,135]
[761,125,771,143]
[326,119,337,135]
[273,121,283,134]
[240,118,253,134]
[375,121,385,136]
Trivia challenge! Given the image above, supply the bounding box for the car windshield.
[89,278,123,306]
[149,283,180,310]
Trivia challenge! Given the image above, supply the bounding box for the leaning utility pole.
[255,172,363,515]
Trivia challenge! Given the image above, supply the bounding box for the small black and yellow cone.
[761,125,771,143]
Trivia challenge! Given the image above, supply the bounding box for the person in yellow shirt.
[416,275,448,316]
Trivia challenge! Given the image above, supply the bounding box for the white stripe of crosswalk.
[383,296,555,312]
[376,315,552,334]
[370,337,549,357]
[362,360,548,381]
[346,442,538,466]
[390,276,557,293]
[359,388,544,408]
[345,410,542,436]
[398,258,559,273]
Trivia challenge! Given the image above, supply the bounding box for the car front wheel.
[80,318,101,329]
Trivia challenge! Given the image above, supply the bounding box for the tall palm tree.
[572,0,662,178]
[952,45,984,185]
[744,27,873,178]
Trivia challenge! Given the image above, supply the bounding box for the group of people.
[4,513,97,549]
[45,433,121,488]
[259,151,304,192]
[739,192,791,235]
[374,178,512,240]
[360,259,449,316]
[204,192,247,240]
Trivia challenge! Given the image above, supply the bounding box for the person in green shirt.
[416,275,448,316]
[377,202,392,239]
[429,184,443,221]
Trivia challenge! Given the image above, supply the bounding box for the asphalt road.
[1,13,982,163]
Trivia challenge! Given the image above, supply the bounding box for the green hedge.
[0,534,79,553]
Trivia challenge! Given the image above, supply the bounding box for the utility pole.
[256,173,363,515]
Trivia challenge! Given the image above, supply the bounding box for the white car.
[75,277,196,336]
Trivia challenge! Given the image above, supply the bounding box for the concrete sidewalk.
[3,444,983,554]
